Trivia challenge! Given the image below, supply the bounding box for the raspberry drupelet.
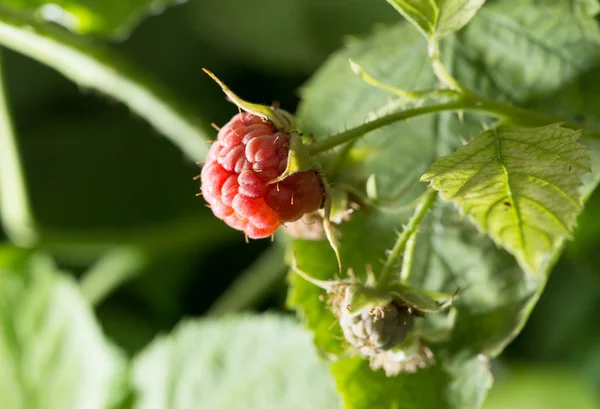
[201,112,324,239]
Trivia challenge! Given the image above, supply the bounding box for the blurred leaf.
[484,366,600,409]
[0,6,210,160]
[1,0,181,38]
[386,0,486,39]
[291,0,600,407]
[422,124,591,276]
[0,246,127,409]
[131,314,342,409]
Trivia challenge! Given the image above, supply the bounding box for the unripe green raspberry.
[339,302,414,356]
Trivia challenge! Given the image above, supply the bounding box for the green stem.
[0,50,37,247]
[75,216,238,305]
[0,5,211,160]
[308,93,587,154]
[80,247,149,306]
[206,243,287,316]
[428,39,466,92]
[399,232,417,284]
[376,189,437,289]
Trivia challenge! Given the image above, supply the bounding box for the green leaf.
[0,6,210,161]
[386,0,486,39]
[0,247,127,409]
[1,0,181,38]
[292,1,600,407]
[333,352,490,409]
[131,314,342,409]
[421,124,591,276]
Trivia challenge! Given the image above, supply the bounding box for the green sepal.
[203,68,295,131]
[329,185,350,224]
[366,174,379,204]
[267,131,320,184]
[388,282,457,312]
[344,284,392,316]
[322,178,343,273]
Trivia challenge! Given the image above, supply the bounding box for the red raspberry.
[200,113,323,239]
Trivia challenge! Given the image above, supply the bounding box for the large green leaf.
[422,124,591,276]
[291,0,600,408]
[1,0,181,38]
[131,314,342,409]
[386,0,486,39]
[0,246,127,409]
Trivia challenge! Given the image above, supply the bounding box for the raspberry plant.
[0,0,600,409]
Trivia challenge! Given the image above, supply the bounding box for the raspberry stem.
[428,38,466,94]
[307,94,593,155]
[376,188,438,290]
[399,231,418,284]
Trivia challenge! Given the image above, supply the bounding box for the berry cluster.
[201,113,323,238]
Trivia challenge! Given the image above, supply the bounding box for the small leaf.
[0,247,127,409]
[131,314,342,409]
[421,124,591,275]
[268,131,319,183]
[386,0,486,40]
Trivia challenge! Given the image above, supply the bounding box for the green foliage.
[0,0,181,38]
[386,0,486,39]
[131,314,342,409]
[0,247,127,409]
[0,0,599,408]
[290,0,600,407]
[422,124,591,275]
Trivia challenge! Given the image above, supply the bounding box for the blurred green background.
[2,0,600,407]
